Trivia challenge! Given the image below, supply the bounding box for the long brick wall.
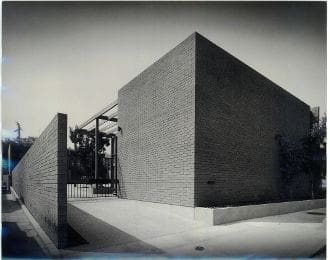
[118,34,196,206]
[195,33,311,206]
[12,113,68,248]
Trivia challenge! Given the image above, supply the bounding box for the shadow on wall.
[116,158,126,198]
[66,203,163,254]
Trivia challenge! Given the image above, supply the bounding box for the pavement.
[2,192,47,258]
[61,198,327,258]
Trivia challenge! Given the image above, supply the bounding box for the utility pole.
[14,122,22,140]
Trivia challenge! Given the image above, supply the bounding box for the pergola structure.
[77,100,119,181]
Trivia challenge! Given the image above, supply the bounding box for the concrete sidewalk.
[2,192,47,258]
[61,198,326,258]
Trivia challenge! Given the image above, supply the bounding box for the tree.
[2,137,36,174]
[275,135,303,200]
[69,126,110,180]
[275,114,326,200]
[306,114,326,198]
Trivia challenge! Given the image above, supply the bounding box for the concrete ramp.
[61,198,326,258]
[68,198,206,239]
[63,198,207,257]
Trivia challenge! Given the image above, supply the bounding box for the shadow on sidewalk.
[65,203,163,255]
[2,196,21,213]
[2,192,46,258]
[67,224,88,247]
[2,222,45,258]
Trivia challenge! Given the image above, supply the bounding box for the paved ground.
[61,198,326,258]
[2,192,46,258]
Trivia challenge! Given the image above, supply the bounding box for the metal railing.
[67,179,118,199]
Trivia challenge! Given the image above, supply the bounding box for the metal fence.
[67,179,118,199]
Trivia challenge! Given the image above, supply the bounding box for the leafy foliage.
[275,114,326,199]
[2,137,36,174]
[275,135,302,185]
[68,126,110,180]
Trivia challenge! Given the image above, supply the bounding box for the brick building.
[9,32,314,249]
[117,32,311,207]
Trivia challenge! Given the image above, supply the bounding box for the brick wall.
[195,33,311,206]
[12,113,68,248]
[118,34,196,207]
[117,32,311,207]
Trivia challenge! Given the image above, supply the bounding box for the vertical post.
[8,144,11,175]
[8,144,11,189]
[110,136,115,191]
[95,118,99,179]
[114,136,118,195]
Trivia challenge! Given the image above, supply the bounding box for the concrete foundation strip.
[195,199,326,225]
[10,187,62,258]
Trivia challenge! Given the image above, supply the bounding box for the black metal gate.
[67,136,118,199]
[67,178,118,199]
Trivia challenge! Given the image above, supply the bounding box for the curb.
[10,187,62,258]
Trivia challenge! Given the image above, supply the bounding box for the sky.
[2,2,327,140]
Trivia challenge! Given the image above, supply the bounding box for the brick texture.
[118,34,196,207]
[195,33,311,206]
[12,113,68,248]
[117,32,311,207]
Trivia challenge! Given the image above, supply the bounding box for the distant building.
[116,32,311,207]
